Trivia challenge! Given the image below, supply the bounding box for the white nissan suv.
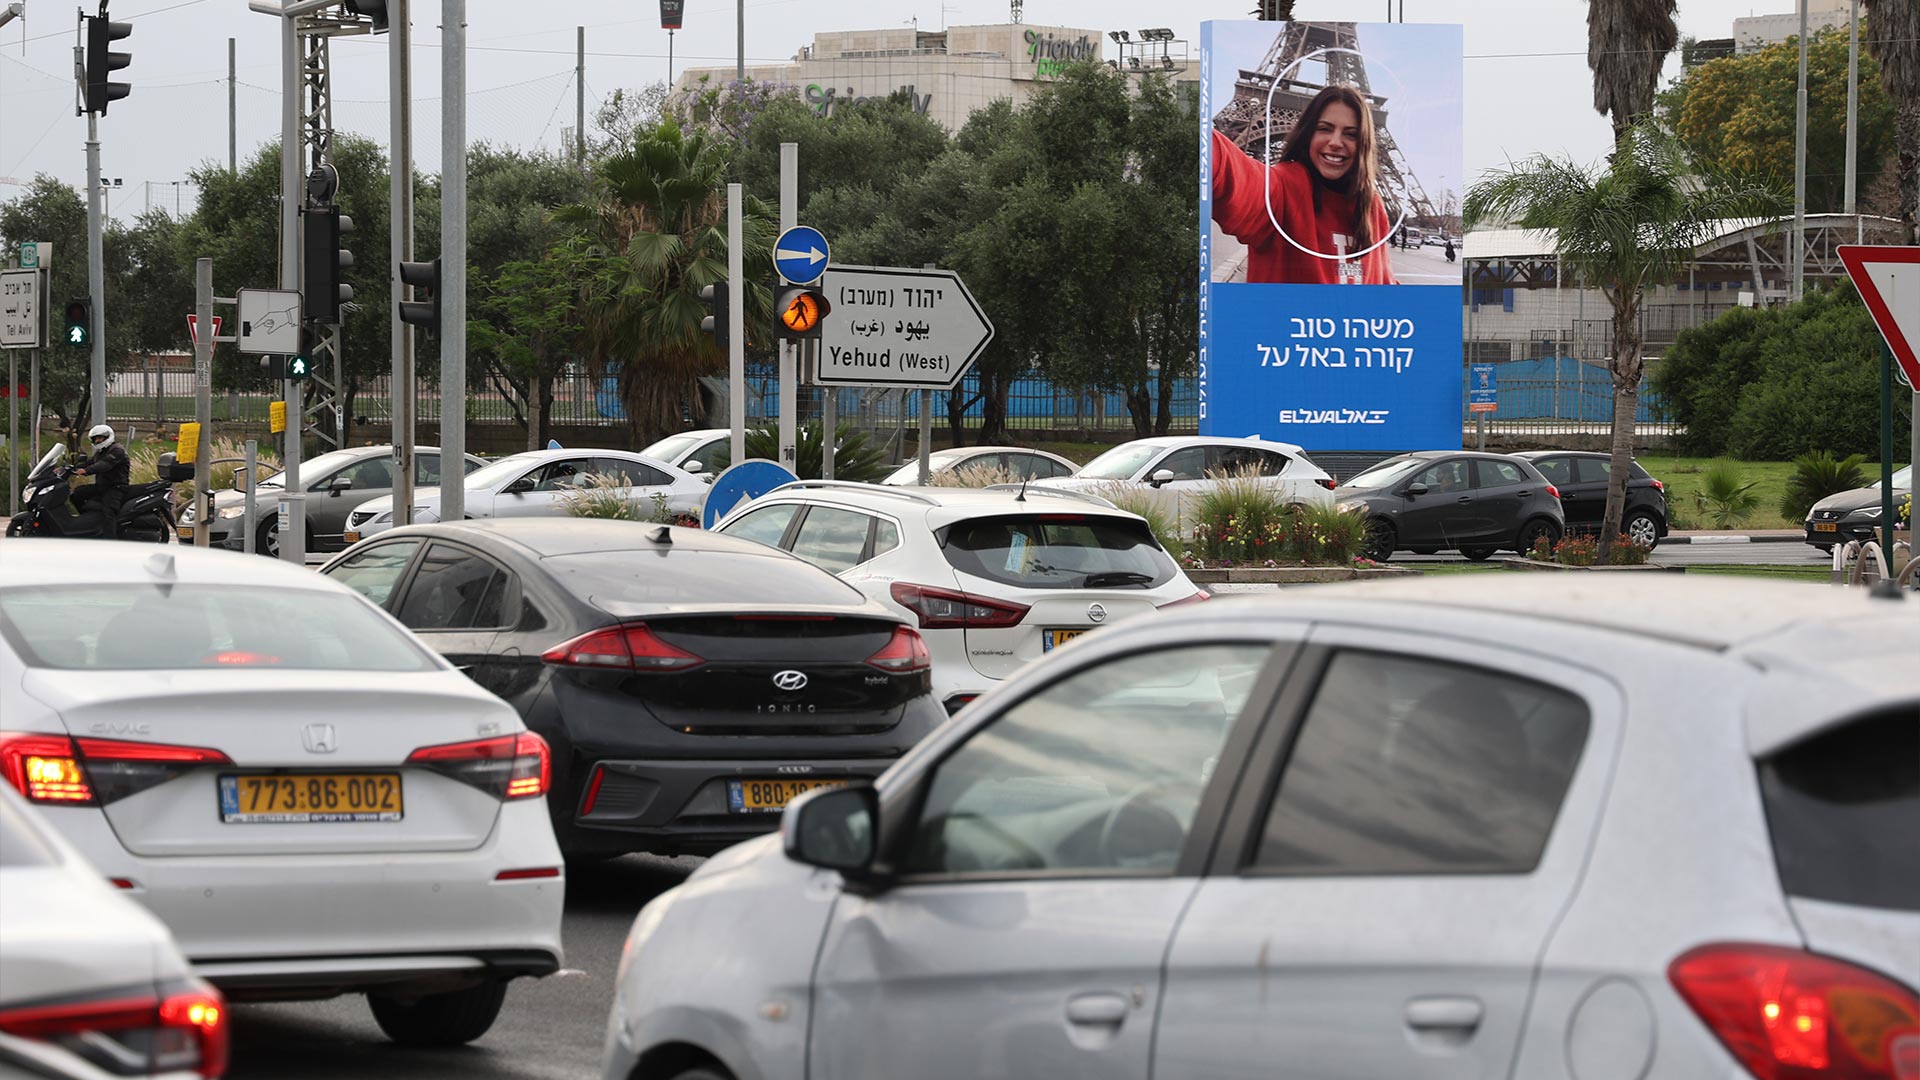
[713,482,1208,714]
[0,542,565,1049]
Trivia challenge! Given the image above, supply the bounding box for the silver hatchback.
[602,576,1919,1080]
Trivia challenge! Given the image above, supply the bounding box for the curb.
[1664,534,1803,545]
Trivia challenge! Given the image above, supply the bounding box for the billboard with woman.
[1200,21,1463,450]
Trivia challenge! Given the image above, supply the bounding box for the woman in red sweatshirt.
[1211,84,1399,285]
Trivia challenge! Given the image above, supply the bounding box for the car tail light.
[1546,484,1562,500]
[889,582,1030,630]
[541,623,703,672]
[1651,478,1667,492]
[1315,477,1337,490]
[867,626,932,673]
[0,979,229,1079]
[1159,590,1210,608]
[0,733,231,806]
[1669,942,1920,1079]
[0,732,92,804]
[494,867,561,881]
[407,732,551,801]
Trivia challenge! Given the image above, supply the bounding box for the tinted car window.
[1529,457,1574,487]
[905,644,1269,876]
[542,549,865,607]
[343,457,393,490]
[416,454,443,486]
[533,459,590,491]
[719,504,800,549]
[686,438,731,475]
[1573,457,1652,485]
[789,507,874,574]
[873,519,902,559]
[1254,651,1589,875]
[1760,709,1918,912]
[326,539,423,606]
[0,586,438,671]
[591,457,671,488]
[1478,460,1527,486]
[942,514,1176,590]
[397,544,506,630]
[1157,447,1208,480]
[1413,459,1471,493]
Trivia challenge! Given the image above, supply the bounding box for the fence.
[1459,356,1677,437]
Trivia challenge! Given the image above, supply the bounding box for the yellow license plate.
[177,526,194,541]
[343,530,360,543]
[1043,628,1088,652]
[1813,522,1838,533]
[218,773,403,823]
[728,778,847,813]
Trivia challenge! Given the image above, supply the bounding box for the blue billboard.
[1199,20,1464,451]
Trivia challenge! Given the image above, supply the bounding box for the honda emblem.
[302,723,338,754]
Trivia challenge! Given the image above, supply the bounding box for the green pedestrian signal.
[288,355,311,382]
[63,299,91,349]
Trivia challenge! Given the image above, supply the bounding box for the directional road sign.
[1837,246,1920,389]
[1,268,40,349]
[816,265,994,391]
[774,225,831,286]
[19,241,48,270]
[1468,363,1497,413]
[702,459,799,529]
[237,288,303,355]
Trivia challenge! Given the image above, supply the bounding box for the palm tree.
[1467,125,1783,556]
[554,120,776,442]
[1865,0,1918,241]
[1587,0,1680,146]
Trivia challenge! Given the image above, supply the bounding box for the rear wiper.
[1083,571,1155,588]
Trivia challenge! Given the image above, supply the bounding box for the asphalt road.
[224,855,700,1080]
[1390,540,1830,568]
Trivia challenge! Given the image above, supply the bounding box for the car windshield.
[256,448,368,490]
[1339,457,1425,490]
[543,549,866,608]
[642,433,703,463]
[1075,444,1167,480]
[940,513,1177,590]
[1869,465,1912,490]
[462,453,548,489]
[883,450,972,485]
[0,585,439,671]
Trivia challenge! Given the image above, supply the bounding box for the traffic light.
[83,14,132,115]
[773,285,830,341]
[302,207,354,324]
[342,0,389,31]
[287,353,312,382]
[63,299,90,348]
[397,258,441,338]
[698,282,729,350]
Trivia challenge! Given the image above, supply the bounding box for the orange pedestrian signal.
[775,286,830,340]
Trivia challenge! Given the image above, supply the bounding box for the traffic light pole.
[389,0,414,526]
[278,9,305,565]
[439,0,466,522]
[192,258,213,548]
[85,110,105,428]
[778,142,797,474]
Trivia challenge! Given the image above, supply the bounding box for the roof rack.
[770,480,942,506]
[983,485,1119,510]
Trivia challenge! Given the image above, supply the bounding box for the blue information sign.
[774,226,831,285]
[702,459,800,529]
[1468,363,1497,413]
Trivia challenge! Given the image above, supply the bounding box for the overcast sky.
[0,0,1811,223]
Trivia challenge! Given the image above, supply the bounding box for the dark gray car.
[177,444,484,556]
[1804,464,1911,551]
[1336,450,1565,561]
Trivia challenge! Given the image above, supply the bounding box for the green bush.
[1693,460,1762,527]
[1778,450,1867,520]
[1189,469,1292,563]
[1607,535,1653,565]
[744,422,887,482]
[558,474,697,525]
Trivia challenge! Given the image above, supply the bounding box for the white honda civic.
[0,541,564,1048]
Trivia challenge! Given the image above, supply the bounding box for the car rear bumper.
[40,802,564,994]
[567,755,898,856]
[1804,522,1878,546]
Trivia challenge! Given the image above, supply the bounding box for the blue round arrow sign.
[702,459,800,529]
[774,225,831,285]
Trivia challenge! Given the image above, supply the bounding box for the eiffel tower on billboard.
[1211,22,1442,226]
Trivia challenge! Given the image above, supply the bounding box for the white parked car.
[879,446,1079,486]
[344,447,708,543]
[1032,435,1335,527]
[712,482,1206,714]
[0,783,228,1079]
[0,542,565,1047]
[639,428,731,482]
[602,576,1919,1080]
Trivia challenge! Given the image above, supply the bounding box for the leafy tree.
[1467,125,1782,557]
[1865,0,1919,240]
[745,421,886,482]
[1587,0,1679,146]
[467,244,614,450]
[1658,28,1894,213]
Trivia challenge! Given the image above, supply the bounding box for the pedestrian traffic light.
[773,285,829,341]
[64,299,91,348]
[287,353,312,382]
[397,258,441,338]
[698,281,729,350]
[302,207,354,324]
[83,13,132,115]
[342,0,389,32]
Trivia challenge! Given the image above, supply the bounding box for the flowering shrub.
[1183,469,1366,567]
[1607,534,1653,565]
[1899,493,1912,528]
[1550,534,1599,565]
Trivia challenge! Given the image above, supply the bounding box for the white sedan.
[1032,434,1335,526]
[0,542,564,1047]
[343,447,708,543]
[0,783,228,1079]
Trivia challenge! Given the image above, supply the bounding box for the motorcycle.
[5,443,189,542]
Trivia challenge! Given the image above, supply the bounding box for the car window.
[415,454,443,486]
[1253,651,1590,875]
[1039,455,1075,478]
[1573,458,1612,485]
[1477,460,1527,486]
[542,549,864,606]
[904,643,1271,876]
[1076,443,1164,481]
[590,457,671,488]
[719,503,801,549]
[872,519,902,560]
[789,507,874,574]
[1252,449,1292,477]
[1760,708,1918,912]
[686,438,731,475]
[533,459,590,491]
[1413,459,1471,493]
[325,539,423,607]
[1530,457,1573,487]
[396,544,507,631]
[941,513,1177,590]
[342,457,393,490]
[1157,447,1208,480]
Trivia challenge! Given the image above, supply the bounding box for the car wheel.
[1461,547,1498,562]
[256,516,279,558]
[1363,519,1395,562]
[368,981,508,1046]
[1623,510,1661,550]
[1518,518,1561,553]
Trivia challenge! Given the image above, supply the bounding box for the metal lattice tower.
[1010,0,1022,24]
[1211,22,1440,225]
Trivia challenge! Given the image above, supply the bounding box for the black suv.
[1334,451,1565,561]
[1512,451,1669,550]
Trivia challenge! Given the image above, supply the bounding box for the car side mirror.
[782,784,880,881]
[683,460,705,475]
[327,475,353,496]
[504,476,535,495]
[1405,482,1429,497]
[1149,469,1176,488]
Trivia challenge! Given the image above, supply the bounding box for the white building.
[676,23,1196,133]
[1732,0,1851,51]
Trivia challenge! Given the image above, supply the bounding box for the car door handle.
[1065,993,1130,1027]
[1404,996,1484,1032]
[1455,496,1472,504]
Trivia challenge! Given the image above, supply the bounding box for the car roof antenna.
[1016,475,1029,502]
[650,525,672,544]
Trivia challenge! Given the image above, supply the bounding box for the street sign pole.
[389,0,415,528]
[728,184,745,466]
[86,110,106,429]
[1835,246,1919,561]
[820,342,834,480]
[7,349,15,515]
[778,143,798,474]
[440,0,467,523]
[1879,341,1895,558]
[193,258,213,548]
[278,9,303,565]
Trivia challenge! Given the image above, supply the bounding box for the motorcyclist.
[71,424,131,538]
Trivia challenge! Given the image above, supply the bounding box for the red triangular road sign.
[185,313,224,345]
[1837,245,1920,388]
